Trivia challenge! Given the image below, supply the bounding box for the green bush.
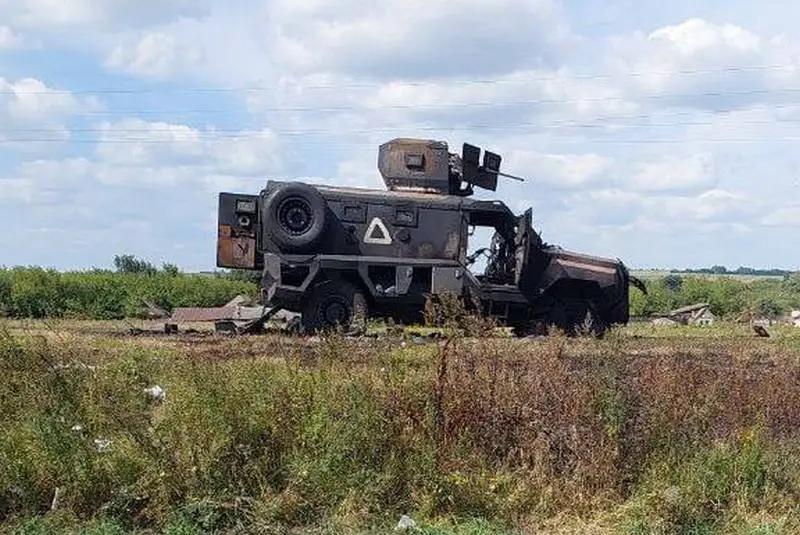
[0,267,257,320]
[630,275,800,319]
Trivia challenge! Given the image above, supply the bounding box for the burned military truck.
[216,138,646,335]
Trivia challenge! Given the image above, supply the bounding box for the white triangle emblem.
[363,217,392,245]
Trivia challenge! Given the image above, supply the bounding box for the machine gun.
[377,138,528,196]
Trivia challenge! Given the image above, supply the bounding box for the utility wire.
[2,63,799,96]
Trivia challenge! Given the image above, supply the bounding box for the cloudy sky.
[1,0,799,272]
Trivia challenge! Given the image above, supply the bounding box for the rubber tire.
[550,298,607,338]
[263,182,328,252]
[301,280,369,334]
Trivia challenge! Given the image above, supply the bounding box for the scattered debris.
[652,317,679,327]
[137,299,170,320]
[51,487,63,511]
[225,294,255,307]
[168,299,300,335]
[395,515,417,531]
[753,324,770,338]
[669,303,716,325]
[144,385,166,402]
[94,438,112,453]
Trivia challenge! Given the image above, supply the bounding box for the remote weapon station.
[216,138,646,335]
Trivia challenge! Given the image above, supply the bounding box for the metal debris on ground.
[753,324,770,338]
[665,303,716,326]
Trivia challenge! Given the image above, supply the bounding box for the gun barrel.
[489,170,526,182]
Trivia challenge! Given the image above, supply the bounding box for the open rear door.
[514,208,532,286]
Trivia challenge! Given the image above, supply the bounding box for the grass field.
[2,317,800,535]
[630,270,788,283]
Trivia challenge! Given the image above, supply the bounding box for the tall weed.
[1,327,799,533]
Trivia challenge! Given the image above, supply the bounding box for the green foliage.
[1,329,799,534]
[631,274,800,319]
[0,263,257,320]
[113,254,158,275]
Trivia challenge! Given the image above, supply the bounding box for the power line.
[4,86,800,122]
[4,104,800,136]
[3,64,800,96]
[3,133,800,145]
[4,115,800,136]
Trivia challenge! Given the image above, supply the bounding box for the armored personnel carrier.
[216,138,647,335]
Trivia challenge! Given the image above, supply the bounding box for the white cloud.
[265,0,576,78]
[5,3,800,270]
[648,18,761,55]
[505,150,613,190]
[0,77,90,148]
[105,31,206,78]
[93,118,283,176]
[0,25,25,49]
[761,207,800,227]
[628,152,716,193]
[0,0,213,30]
[606,18,800,112]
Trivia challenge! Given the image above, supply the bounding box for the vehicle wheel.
[511,320,548,338]
[263,182,328,252]
[301,280,369,334]
[549,297,606,338]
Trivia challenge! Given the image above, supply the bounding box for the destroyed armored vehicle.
[216,138,647,336]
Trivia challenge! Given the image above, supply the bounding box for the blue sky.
[0,0,799,272]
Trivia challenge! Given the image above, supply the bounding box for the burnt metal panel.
[217,224,256,269]
[431,266,464,294]
[392,204,418,227]
[396,266,414,295]
[339,202,367,224]
[217,192,260,269]
[296,191,465,261]
[538,248,621,290]
[514,208,532,286]
[262,253,282,302]
[377,138,451,193]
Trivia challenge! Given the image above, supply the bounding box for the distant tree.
[113,254,158,275]
[663,274,684,293]
[710,265,728,274]
[161,263,181,277]
[223,269,261,284]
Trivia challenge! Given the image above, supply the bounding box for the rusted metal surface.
[378,138,450,194]
[217,224,257,269]
[170,307,237,322]
[216,193,259,269]
[170,306,265,323]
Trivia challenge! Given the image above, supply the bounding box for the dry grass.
[1,319,800,534]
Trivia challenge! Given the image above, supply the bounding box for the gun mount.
[377,138,525,197]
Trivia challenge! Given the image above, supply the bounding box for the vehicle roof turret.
[377,137,526,197]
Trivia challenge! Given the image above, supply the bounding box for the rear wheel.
[301,280,369,334]
[550,297,607,338]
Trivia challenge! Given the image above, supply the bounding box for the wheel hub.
[278,197,313,235]
[321,298,348,325]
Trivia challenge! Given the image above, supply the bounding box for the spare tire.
[263,182,328,252]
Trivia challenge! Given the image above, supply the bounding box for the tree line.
[1,255,799,321]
